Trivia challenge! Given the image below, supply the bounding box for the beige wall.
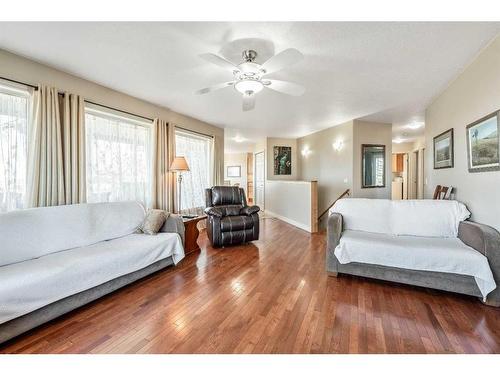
[425,36,500,230]
[265,180,316,232]
[352,120,393,199]
[224,153,248,193]
[266,137,298,180]
[393,141,416,154]
[298,121,353,226]
[0,48,224,178]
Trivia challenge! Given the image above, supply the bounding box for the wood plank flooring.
[1,217,499,353]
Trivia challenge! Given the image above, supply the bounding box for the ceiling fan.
[195,48,305,111]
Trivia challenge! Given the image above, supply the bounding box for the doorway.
[254,151,265,209]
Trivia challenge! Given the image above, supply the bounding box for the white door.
[254,151,265,209]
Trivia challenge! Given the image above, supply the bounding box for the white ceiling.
[0,22,498,153]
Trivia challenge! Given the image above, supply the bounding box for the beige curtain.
[28,85,86,207]
[213,134,223,186]
[151,118,175,211]
[28,86,65,207]
[61,93,86,204]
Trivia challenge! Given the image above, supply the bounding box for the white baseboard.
[264,210,311,233]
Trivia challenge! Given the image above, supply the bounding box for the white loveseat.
[327,198,499,306]
[0,201,185,343]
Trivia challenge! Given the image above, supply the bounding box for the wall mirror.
[362,144,386,188]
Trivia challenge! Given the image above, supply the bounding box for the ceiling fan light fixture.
[197,47,304,111]
[234,80,264,95]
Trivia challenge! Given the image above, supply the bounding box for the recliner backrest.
[207,186,247,207]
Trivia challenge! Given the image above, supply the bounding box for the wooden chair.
[433,185,452,200]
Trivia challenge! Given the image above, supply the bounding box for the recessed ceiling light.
[407,122,424,130]
[393,138,405,144]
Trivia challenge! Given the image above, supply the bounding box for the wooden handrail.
[318,189,350,220]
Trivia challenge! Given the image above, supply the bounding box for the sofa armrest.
[159,214,185,245]
[459,220,500,306]
[326,213,343,274]
[204,207,224,217]
[240,205,260,216]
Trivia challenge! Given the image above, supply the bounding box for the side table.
[182,215,207,255]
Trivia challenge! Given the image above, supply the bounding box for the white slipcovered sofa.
[327,198,499,306]
[0,201,185,344]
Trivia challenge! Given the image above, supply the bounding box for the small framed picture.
[466,111,500,173]
[226,166,241,177]
[433,128,454,169]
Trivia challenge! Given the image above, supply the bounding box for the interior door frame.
[254,150,265,210]
[411,150,419,199]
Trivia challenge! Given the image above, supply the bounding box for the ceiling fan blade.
[242,93,256,111]
[265,79,305,96]
[199,53,240,73]
[195,81,235,95]
[261,48,303,75]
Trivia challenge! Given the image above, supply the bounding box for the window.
[175,129,213,213]
[85,105,153,206]
[0,82,30,213]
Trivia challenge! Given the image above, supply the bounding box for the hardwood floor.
[1,217,499,354]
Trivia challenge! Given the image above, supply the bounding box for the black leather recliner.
[204,186,260,248]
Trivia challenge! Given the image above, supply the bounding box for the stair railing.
[318,189,350,220]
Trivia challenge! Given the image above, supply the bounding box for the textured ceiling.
[0,22,498,152]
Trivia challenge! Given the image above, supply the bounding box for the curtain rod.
[0,75,154,122]
[0,75,38,89]
[84,100,154,122]
[1,75,216,138]
[175,125,214,139]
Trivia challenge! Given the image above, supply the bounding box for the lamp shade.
[170,156,190,172]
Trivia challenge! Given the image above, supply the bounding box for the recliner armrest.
[205,207,224,217]
[240,205,260,216]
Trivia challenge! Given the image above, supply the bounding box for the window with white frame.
[0,81,30,213]
[85,105,153,206]
[175,129,213,213]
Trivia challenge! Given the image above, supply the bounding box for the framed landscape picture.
[466,111,500,173]
[273,146,292,175]
[433,128,454,169]
[226,165,241,177]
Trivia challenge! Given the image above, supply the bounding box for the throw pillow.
[139,209,168,235]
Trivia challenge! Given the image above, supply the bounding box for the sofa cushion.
[0,232,184,324]
[0,202,145,267]
[220,216,254,231]
[219,205,244,216]
[391,199,470,238]
[334,230,496,298]
[331,198,470,238]
[331,198,392,235]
